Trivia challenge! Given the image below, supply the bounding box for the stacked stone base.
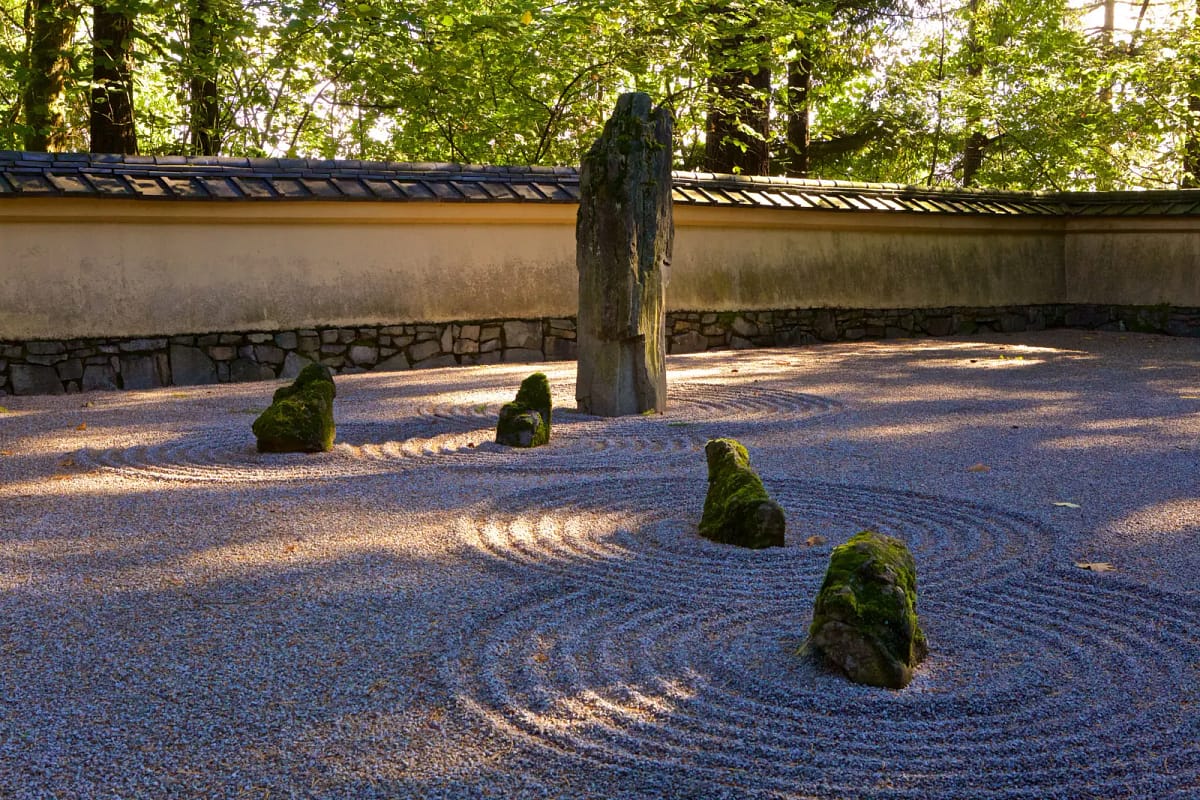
[2,304,1197,395]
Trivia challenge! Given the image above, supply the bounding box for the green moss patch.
[698,438,785,549]
[496,372,551,448]
[806,530,928,689]
[252,364,336,453]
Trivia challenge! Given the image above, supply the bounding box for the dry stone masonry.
[575,92,673,416]
[2,304,1197,396]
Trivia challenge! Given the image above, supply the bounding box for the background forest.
[1,0,1197,189]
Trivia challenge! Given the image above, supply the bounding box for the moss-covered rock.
[495,372,552,447]
[698,438,785,548]
[806,531,928,689]
[252,363,336,453]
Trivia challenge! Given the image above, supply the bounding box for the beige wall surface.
[670,208,1065,311]
[1064,218,1200,306]
[0,200,579,339]
[0,197,1196,341]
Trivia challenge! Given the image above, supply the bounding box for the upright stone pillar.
[575,92,673,416]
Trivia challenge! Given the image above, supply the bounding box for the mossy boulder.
[698,438,785,548]
[806,531,928,689]
[496,372,552,447]
[252,363,336,453]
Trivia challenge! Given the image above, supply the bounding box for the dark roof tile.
[231,176,275,198]
[363,179,402,199]
[159,176,209,198]
[47,173,92,194]
[300,178,342,198]
[393,181,436,200]
[478,181,519,200]
[197,177,242,198]
[330,178,371,198]
[508,183,545,201]
[269,178,310,198]
[451,181,490,201]
[8,173,56,193]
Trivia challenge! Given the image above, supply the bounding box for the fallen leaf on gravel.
[533,652,549,664]
[59,457,75,468]
[0,450,12,456]
[805,535,827,546]
[967,463,991,473]
[0,406,8,413]
[1053,502,1082,509]
[75,422,87,431]
[1075,561,1115,572]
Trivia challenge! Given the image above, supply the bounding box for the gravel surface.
[1,330,1198,799]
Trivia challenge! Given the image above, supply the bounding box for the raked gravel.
[1,330,1198,799]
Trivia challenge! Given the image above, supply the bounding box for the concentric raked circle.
[445,569,1200,799]
[457,477,1056,598]
[74,382,838,482]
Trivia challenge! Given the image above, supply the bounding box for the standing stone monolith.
[576,92,673,417]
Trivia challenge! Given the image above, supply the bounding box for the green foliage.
[0,0,1196,188]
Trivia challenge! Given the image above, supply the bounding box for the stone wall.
[3,304,1196,395]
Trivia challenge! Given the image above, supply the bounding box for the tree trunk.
[785,43,813,178]
[960,0,986,186]
[90,1,138,154]
[22,0,78,152]
[1185,0,1200,187]
[704,34,771,175]
[189,0,220,155]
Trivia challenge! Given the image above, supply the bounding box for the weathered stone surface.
[409,340,442,363]
[807,531,928,689]
[11,364,64,395]
[253,363,336,453]
[545,337,578,361]
[120,338,167,352]
[575,92,673,417]
[82,364,118,391]
[373,353,411,372]
[254,344,286,365]
[56,358,83,380]
[274,331,298,350]
[229,358,275,383]
[170,345,217,385]
[280,351,314,380]
[26,341,65,355]
[246,332,273,344]
[120,355,164,389]
[348,344,378,365]
[698,438,784,549]
[671,330,708,354]
[502,348,544,363]
[496,372,552,448]
[503,321,541,351]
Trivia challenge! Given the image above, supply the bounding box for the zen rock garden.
[243,95,929,691]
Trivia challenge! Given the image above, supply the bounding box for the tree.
[188,0,219,154]
[22,0,78,151]
[89,0,137,153]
